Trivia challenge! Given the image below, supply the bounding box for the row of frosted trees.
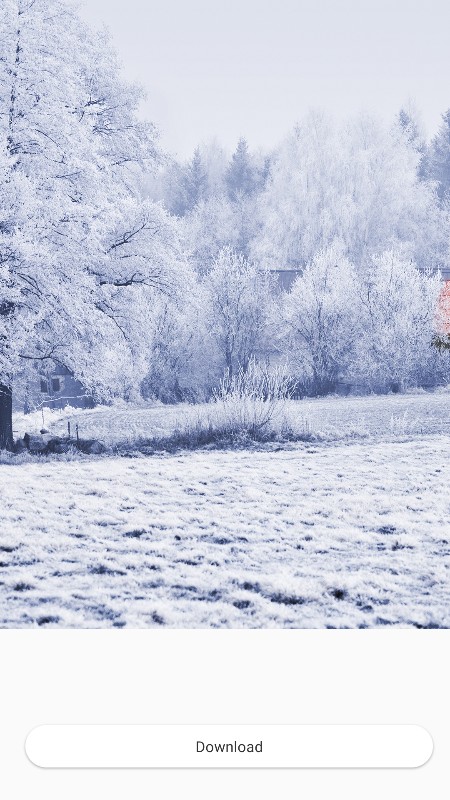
[154,106,450,275]
[143,109,450,400]
[142,246,450,402]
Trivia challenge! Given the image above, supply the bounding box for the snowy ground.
[1,391,450,628]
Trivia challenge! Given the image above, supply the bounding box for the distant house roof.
[270,266,450,289]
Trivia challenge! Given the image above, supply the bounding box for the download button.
[25,724,433,769]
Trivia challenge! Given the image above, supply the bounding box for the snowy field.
[10,388,450,445]
[1,392,450,628]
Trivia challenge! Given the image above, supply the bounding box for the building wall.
[39,371,93,408]
[438,280,450,335]
[31,367,94,411]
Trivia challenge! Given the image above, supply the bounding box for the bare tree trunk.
[7,19,21,157]
[0,384,14,451]
[225,337,233,380]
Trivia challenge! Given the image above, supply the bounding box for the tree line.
[143,107,450,400]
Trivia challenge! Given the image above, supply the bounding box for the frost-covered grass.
[10,388,450,454]
[0,411,449,627]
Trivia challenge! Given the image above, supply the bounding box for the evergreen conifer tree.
[225,138,257,200]
[427,109,450,200]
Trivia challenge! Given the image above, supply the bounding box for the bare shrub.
[207,359,294,439]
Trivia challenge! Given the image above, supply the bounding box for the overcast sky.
[80,0,450,158]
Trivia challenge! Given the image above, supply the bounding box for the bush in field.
[148,359,295,448]
[208,359,294,438]
[126,362,296,452]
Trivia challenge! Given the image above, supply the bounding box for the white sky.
[79,0,450,158]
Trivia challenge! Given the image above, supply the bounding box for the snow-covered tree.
[140,278,218,402]
[203,247,275,377]
[164,147,209,216]
[157,140,228,216]
[357,253,444,391]
[426,110,450,202]
[396,104,428,181]
[185,195,239,273]
[200,138,228,197]
[225,137,258,200]
[185,184,264,271]
[0,0,181,449]
[280,244,360,394]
